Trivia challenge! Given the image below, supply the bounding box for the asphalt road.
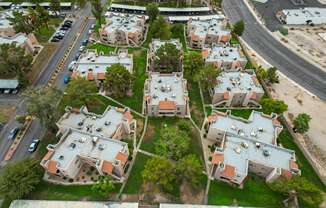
[0,4,95,164]
[222,0,326,100]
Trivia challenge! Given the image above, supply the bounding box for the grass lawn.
[114,48,147,113]
[218,109,253,120]
[28,181,120,201]
[278,129,326,191]
[188,81,205,128]
[208,175,283,207]
[88,43,116,54]
[122,152,150,194]
[35,26,56,43]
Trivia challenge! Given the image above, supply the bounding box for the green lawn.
[88,43,116,54]
[218,109,253,120]
[28,181,120,201]
[122,152,150,194]
[208,175,283,207]
[188,81,205,127]
[114,48,147,113]
[35,26,55,43]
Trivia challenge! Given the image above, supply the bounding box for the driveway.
[222,0,326,100]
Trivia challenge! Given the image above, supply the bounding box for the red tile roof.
[289,160,299,170]
[97,73,105,80]
[123,110,133,123]
[47,160,58,174]
[158,101,176,110]
[71,71,78,79]
[102,160,113,174]
[208,114,218,122]
[223,91,230,100]
[220,164,235,179]
[116,152,128,165]
[42,149,54,161]
[212,153,224,164]
[87,72,94,81]
[282,169,293,179]
[202,49,209,58]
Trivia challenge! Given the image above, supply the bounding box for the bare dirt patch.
[180,182,205,204]
[143,124,155,142]
[0,106,16,123]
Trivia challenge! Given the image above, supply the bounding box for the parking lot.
[251,0,326,31]
[50,19,74,43]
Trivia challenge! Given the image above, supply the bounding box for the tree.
[142,157,178,193]
[266,67,279,84]
[146,3,159,22]
[154,43,182,72]
[176,154,203,188]
[8,11,35,34]
[232,20,245,36]
[184,51,204,79]
[293,113,311,134]
[177,120,192,133]
[104,64,135,98]
[155,127,190,160]
[151,16,171,40]
[0,43,33,86]
[91,0,103,25]
[260,98,288,115]
[269,176,323,207]
[195,64,220,91]
[91,176,115,197]
[0,158,43,200]
[50,0,60,13]
[171,23,184,38]
[35,4,50,29]
[23,87,62,130]
[65,77,98,107]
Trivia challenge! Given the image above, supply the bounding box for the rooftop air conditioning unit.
[263,149,270,157]
[241,142,249,149]
[104,121,111,126]
[255,142,261,148]
[234,147,241,154]
[96,127,102,132]
[258,127,264,132]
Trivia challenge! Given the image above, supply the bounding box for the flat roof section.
[0,33,27,45]
[0,79,19,89]
[151,39,182,52]
[203,44,247,64]
[189,18,230,40]
[103,14,145,35]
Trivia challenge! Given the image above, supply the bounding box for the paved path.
[222,0,326,100]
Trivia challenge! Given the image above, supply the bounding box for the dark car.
[51,38,60,42]
[60,26,69,30]
[28,139,40,153]
[81,39,88,46]
[65,20,73,24]
[75,52,81,60]
[63,23,72,28]
[54,35,64,39]
[8,127,19,140]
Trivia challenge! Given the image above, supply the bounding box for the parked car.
[79,45,85,52]
[75,52,81,60]
[8,127,19,140]
[65,20,73,24]
[28,139,40,153]
[51,38,60,42]
[60,26,69,31]
[68,61,76,71]
[63,23,71,28]
[64,75,71,84]
[88,29,93,35]
[81,39,88,46]
[90,24,95,29]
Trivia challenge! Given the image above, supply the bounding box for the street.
[222,0,326,100]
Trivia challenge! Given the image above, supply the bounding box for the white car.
[68,61,76,71]
[79,46,85,52]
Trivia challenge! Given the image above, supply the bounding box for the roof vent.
[250,130,257,137]
[69,143,76,150]
[258,127,264,132]
[98,144,106,151]
[59,155,64,160]
[263,149,270,157]
[92,136,99,144]
[79,137,86,143]
[96,127,102,132]
[104,121,111,126]
[241,142,248,149]
[78,121,84,126]
[255,142,261,149]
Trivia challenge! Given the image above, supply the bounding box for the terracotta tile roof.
[116,152,128,165]
[223,91,230,100]
[251,76,260,86]
[272,118,281,126]
[282,169,293,179]
[289,160,299,170]
[47,160,58,174]
[202,49,209,58]
[102,160,113,174]
[123,110,133,123]
[87,72,94,81]
[220,164,235,179]
[250,92,257,100]
[42,149,54,161]
[220,34,231,43]
[97,73,105,80]
[71,71,78,79]
[212,153,224,164]
[216,111,227,116]
[158,101,176,110]
[208,114,218,122]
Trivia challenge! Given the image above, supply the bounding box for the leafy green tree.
[293,113,311,134]
[155,127,190,160]
[269,176,323,208]
[154,43,182,72]
[0,158,43,200]
[24,87,62,130]
[91,0,103,25]
[195,64,220,91]
[260,98,288,115]
[142,157,178,193]
[35,4,50,29]
[0,43,33,86]
[8,11,35,34]
[91,176,115,197]
[177,120,192,133]
[171,23,184,38]
[151,16,171,40]
[232,20,245,36]
[65,77,98,107]
[266,67,279,84]
[176,154,203,188]
[50,0,60,13]
[105,64,135,98]
[184,51,204,79]
[146,3,159,22]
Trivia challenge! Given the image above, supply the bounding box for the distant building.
[202,44,247,70]
[206,111,300,185]
[144,72,189,117]
[100,13,146,46]
[147,39,183,72]
[187,18,231,49]
[71,49,133,83]
[0,11,16,37]
[276,7,326,25]
[211,71,264,107]
[57,106,135,140]
[0,79,19,94]
[0,33,41,55]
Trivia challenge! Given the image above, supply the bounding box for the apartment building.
[99,13,146,46]
[41,129,129,180]
[71,49,133,83]
[0,33,41,55]
[144,72,189,117]
[187,18,231,49]
[205,111,300,185]
[57,106,135,140]
[276,7,326,25]
[147,39,183,72]
[211,71,264,107]
[0,11,16,37]
[202,44,247,70]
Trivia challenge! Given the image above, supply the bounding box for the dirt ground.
[0,106,16,123]
[273,26,326,72]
